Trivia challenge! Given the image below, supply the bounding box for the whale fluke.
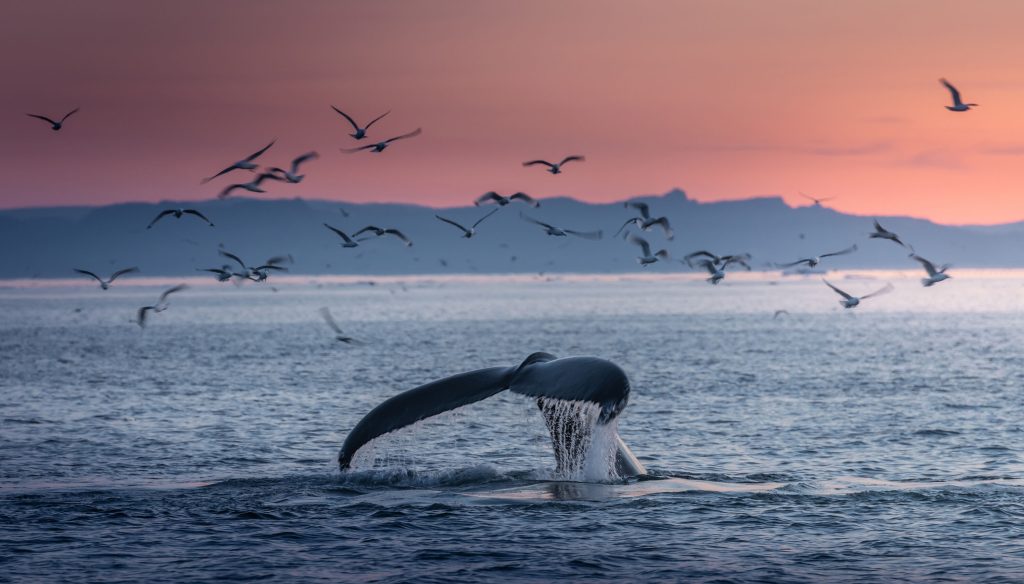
[338,354,646,478]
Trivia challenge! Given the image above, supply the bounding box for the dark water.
[3,275,1024,582]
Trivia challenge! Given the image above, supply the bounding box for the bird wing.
[911,254,938,277]
[820,244,858,259]
[26,114,58,125]
[777,259,812,268]
[695,259,717,275]
[202,164,240,184]
[383,229,412,245]
[565,229,602,240]
[340,144,378,153]
[385,128,422,143]
[137,306,153,327]
[219,251,247,271]
[263,255,292,266]
[862,282,895,300]
[475,192,504,206]
[331,106,360,130]
[684,251,719,267]
[253,172,285,187]
[522,160,555,168]
[109,267,139,282]
[625,201,650,219]
[872,219,886,234]
[509,192,538,206]
[472,207,500,229]
[940,78,963,106]
[353,226,381,237]
[559,155,586,166]
[520,213,554,230]
[435,215,470,235]
[244,140,276,162]
[182,209,214,225]
[74,269,102,283]
[364,110,391,129]
[291,151,319,173]
[147,209,175,228]
[724,258,752,271]
[60,108,80,123]
[159,284,188,303]
[644,216,673,238]
[218,184,244,199]
[823,279,854,300]
[253,265,288,272]
[627,234,652,256]
[319,307,344,334]
[323,223,355,244]
[614,218,641,237]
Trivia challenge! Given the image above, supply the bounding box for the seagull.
[684,251,751,268]
[352,226,414,246]
[318,307,361,344]
[627,234,669,266]
[268,151,319,183]
[520,213,602,239]
[341,128,422,153]
[911,254,952,287]
[331,106,390,140]
[217,172,284,199]
[800,192,835,207]
[474,191,539,207]
[136,284,187,328]
[196,266,233,282]
[776,245,858,269]
[220,250,287,280]
[773,309,790,320]
[74,267,138,290]
[616,216,674,240]
[201,140,276,183]
[823,279,894,309]
[691,255,750,285]
[522,155,585,174]
[940,78,977,112]
[435,208,499,239]
[869,219,910,249]
[147,208,214,229]
[26,108,79,131]
[323,223,360,248]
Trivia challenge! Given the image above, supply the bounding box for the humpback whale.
[338,353,647,478]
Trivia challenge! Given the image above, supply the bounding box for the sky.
[3,0,1024,224]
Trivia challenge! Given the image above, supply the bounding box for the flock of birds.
[43,78,975,331]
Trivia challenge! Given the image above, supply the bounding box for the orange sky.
[3,0,1024,224]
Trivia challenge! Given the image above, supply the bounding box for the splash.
[537,398,621,483]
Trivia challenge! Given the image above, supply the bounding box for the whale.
[338,352,647,478]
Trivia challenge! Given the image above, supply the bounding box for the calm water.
[3,273,1024,582]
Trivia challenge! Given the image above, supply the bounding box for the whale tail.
[339,354,646,478]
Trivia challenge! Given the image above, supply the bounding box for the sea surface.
[3,272,1024,582]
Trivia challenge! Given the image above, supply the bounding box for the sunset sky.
[3,1,1024,224]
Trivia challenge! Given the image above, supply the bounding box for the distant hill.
[1,189,1020,278]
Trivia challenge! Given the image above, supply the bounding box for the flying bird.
[147,208,214,229]
[691,256,750,285]
[911,254,952,287]
[474,191,539,207]
[323,223,361,248]
[522,155,585,174]
[616,216,674,240]
[268,151,319,183]
[627,234,669,266]
[776,245,858,269]
[196,266,233,282]
[331,106,390,140]
[435,208,499,239]
[353,226,414,246]
[219,250,288,280]
[217,172,284,199]
[201,140,276,184]
[26,108,79,131]
[823,279,893,309]
[684,251,751,268]
[520,213,602,239]
[940,78,977,112]
[773,309,790,320]
[318,307,361,344]
[136,284,187,328]
[74,267,138,290]
[869,219,910,249]
[800,192,836,207]
[341,128,422,153]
